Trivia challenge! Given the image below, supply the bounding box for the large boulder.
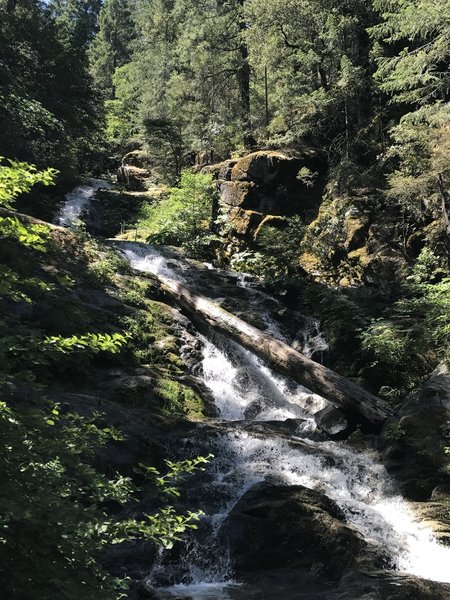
[222,482,376,580]
[122,150,151,169]
[205,150,325,242]
[227,207,264,238]
[381,363,450,501]
[314,405,351,439]
[231,151,301,185]
[117,150,151,190]
[219,151,301,214]
[219,180,256,208]
[217,570,450,600]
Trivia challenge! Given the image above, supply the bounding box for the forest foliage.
[2,0,450,597]
[0,158,210,600]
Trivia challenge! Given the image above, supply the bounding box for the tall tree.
[0,0,104,176]
[245,0,375,160]
[89,0,135,99]
[370,0,450,250]
[371,0,450,123]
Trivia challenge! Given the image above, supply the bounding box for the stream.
[122,244,450,598]
[56,183,450,599]
[54,179,113,227]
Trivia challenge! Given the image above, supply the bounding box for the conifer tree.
[89,0,135,99]
[371,0,450,123]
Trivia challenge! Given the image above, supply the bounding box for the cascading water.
[54,179,112,227]
[120,242,450,598]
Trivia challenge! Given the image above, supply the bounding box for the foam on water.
[217,432,450,583]
[159,583,238,599]
[121,242,450,592]
[122,244,187,282]
[201,336,326,422]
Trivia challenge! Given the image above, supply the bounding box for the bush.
[229,216,306,283]
[0,401,207,600]
[138,170,217,258]
[360,320,411,367]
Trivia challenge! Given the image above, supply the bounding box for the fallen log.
[155,274,394,427]
[0,207,64,230]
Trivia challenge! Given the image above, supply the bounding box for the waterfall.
[120,243,450,598]
[54,179,112,227]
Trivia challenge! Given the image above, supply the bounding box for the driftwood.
[155,273,394,427]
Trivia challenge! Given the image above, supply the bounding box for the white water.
[54,179,112,227]
[121,243,450,595]
[201,336,326,423]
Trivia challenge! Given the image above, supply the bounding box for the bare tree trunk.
[438,173,450,235]
[237,0,255,149]
[0,207,64,230]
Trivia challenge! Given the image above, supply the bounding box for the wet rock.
[103,540,158,581]
[432,485,450,501]
[243,399,265,419]
[241,418,306,438]
[135,580,161,599]
[222,482,373,580]
[225,569,450,600]
[409,501,450,545]
[314,405,351,439]
[337,570,450,600]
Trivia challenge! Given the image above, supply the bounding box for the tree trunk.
[0,207,64,230]
[237,0,255,149]
[6,0,18,13]
[438,173,450,235]
[151,272,394,427]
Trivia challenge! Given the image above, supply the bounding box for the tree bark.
[151,272,394,427]
[438,173,450,235]
[6,0,18,13]
[237,0,255,149]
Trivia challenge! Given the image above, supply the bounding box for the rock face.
[117,150,151,190]
[381,363,450,501]
[222,482,375,580]
[205,150,325,241]
[299,191,408,290]
[230,151,301,186]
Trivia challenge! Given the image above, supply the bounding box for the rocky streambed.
[52,182,450,600]
[116,243,450,600]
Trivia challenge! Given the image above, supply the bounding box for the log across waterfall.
[151,271,393,427]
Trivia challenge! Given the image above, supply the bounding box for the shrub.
[138,170,217,258]
[0,401,208,600]
[230,216,306,282]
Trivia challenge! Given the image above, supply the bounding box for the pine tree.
[0,0,104,175]
[371,0,450,123]
[245,0,374,159]
[89,0,135,99]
